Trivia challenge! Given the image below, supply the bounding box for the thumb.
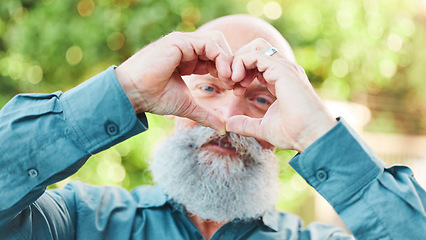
[225,115,263,139]
[184,103,226,135]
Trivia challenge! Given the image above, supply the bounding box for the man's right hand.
[115,31,233,134]
[226,38,337,152]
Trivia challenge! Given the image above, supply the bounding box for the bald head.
[197,14,296,62]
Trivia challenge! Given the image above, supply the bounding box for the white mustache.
[151,125,279,222]
[186,126,261,157]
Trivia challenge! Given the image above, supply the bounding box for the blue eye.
[203,86,215,92]
[256,97,267,104]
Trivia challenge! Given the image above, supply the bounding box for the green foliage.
[54,113,175,190]
[2,0,426,221]
[0,0,247,103]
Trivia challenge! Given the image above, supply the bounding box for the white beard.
[150,126,280,223]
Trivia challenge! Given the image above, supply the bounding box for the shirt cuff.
[289,118,386,207]
[61,66,148,154]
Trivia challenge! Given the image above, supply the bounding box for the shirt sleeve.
[0,66,148,230]
[289,118,426,239]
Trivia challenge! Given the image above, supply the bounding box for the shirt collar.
[261,210,280,231]
[140,185,280,232]
[132,184,168,208]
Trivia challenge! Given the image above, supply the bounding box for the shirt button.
[316,169,328,182]
[28,168,39,177]
[105,121,119,136]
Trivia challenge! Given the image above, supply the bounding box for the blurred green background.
[1,0,426,225]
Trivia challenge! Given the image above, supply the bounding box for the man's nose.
[214,95,246,119]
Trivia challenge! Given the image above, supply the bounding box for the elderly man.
[0,15,424,240]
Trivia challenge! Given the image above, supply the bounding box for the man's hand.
[226,39,337,152]
[115,31,233,134]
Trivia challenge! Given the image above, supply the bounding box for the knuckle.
[198,30,225,45]
[253,38,269,48]
[241,117,250,131]
[253,37,265,43]
[295,64,306,74]
[168,31,183,37]
[209,30,225,40]
[164,31,186,43]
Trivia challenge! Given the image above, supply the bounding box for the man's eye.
[256,97,268,104]
[202,86,215,92]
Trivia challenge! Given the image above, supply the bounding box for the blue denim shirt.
[0,67,425,239]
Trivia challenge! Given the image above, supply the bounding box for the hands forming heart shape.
[115,31,337,152]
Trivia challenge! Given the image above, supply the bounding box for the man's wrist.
[62,66,148,154]
[114,66,144,114]
[295,117,338,152]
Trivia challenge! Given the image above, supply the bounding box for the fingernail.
[217,128,226,136]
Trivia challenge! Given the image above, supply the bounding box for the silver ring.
[264,47,278,56]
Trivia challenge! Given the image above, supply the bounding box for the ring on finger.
[264,47,278,56]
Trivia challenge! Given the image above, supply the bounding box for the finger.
[231,51,267,91]
[239,69,257,87]
[232,83,246,96]
[191,60,218,78]
[231,38,273,81]
[191,60,235,90]
[208,61,218,78]
[182,101,226,135]
[194,31,235,89]
[173,32,233,82]
[192,31,233,82]
[207,59,234,90]
[225,115,264,140]
[231,56,247,83]
[214,52,232,81]
[233,38,272,57]
[231,52,261,87]
[195,30,233,57]
[256,71,268,85]
[236,51,285,83]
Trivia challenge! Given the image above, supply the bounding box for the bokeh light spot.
[290,174,308,193]
[379,59,396,78]
[66,46,83,65]
[297,47,320,71]
[400,18,415,37]
[303,8,322,27]
[332,59,349,78]
[367,21,383,39]
[247,0,264,17]
[340,41,358,60]
[7,55,24,80]
[263,1,282,20]
[315,39,331,57]
[336,9,353,28]
[387,33,403,52]
[107,32,125,51]
[320,77,351,100]
[27,65,43,84]
[107,163,126,183]
[78,0,95,17]
[363,0,379,14]
[181,5,201,29]
[13,7,28,24]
